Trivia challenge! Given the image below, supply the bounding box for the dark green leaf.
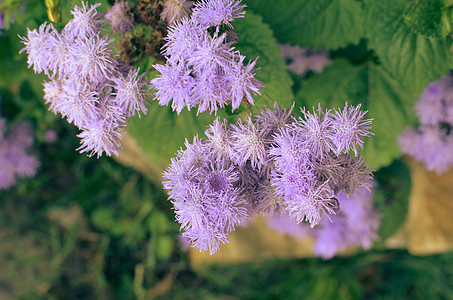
[403,0,451,38]
[365,0,453,95]
[244,0,364,50]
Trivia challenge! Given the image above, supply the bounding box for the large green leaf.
[364,0,453,95]
[125,12,293,173]
[234,12,294,113]
[244,0,364,50]
[295,59,417,170]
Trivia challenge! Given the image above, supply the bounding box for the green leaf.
[364,0,453,95]
[295,59,417,170]
[126,12,293,172]
[403,0,451,38]
[234,12,294,113]
[374,159,411,244]
[244,0,364,50]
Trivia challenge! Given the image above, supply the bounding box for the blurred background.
[1,0,453,299]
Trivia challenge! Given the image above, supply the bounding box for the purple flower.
[0,119,39,190]
[298,105,336,160]
[70,35,116,84]
[225,56,264,110]
[164,102,373,253]
[151,60,194,114]
[77,118,123,158]
[19,23,54,74]
[153,0,264,114]
[162,17,203,59]
[163,136,249,254]
[105,1,134,36]
[399,74,453,173]
[230,117,268,171]
[20,2,152,158]
[161,0,193,24]
[332,103,373,156]
[63,2,103,39]
[192,0,245,28]
[204,117,234,162]
[112,68,150,117]
[279,43,331,76]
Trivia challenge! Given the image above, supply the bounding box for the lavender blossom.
[105,1,134,36]
[164,102,373,254]
[266,183,380,260]
[152,0,264,114]
[0,118,39,190]
[279,43,331,76]
[20,2,151,158]
[399,74,453,173]
[19,23,54,75]
[192,0,245,28]
[163,137,249,254]
[63,2,103,39]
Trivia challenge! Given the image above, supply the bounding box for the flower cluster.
[19,2,150,158]
[151,0,264,114]
[267,184,381,260]
[0,117,39,190]
[164,102,374,254]
[399,74,453,173]
[279,43,331,76]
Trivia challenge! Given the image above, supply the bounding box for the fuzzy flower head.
[192,0,245,28]
[332,103,373,156]
[105,1,134,36]
[112,68,150,117]
[63,2,103,39]
[153,0,264,114]
[19,23,54,74]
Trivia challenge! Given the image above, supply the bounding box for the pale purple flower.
[162,17,203,59]
[151,60,194,114]
[332,103,373,156]
[192,0,245,28]
[153,0,264,114]
[19,23,54,74]
[0,119,39,190]
[105,1,134,36]
[70,35,116,84]
[112,68,150,117]
[165,102,373,253]
[77,118,123,158]
[280,44,331,76]
[298,106,336,160]
[63,2,103,39]
[230,117,268,171]
[225,56,263,110]
[254,102,294,137]
[399,74,453,173]
[161,0,193,24]
[204,118,234,161]
[54,80,100,128]
[20,2,151,158]
[163,136,250,254]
